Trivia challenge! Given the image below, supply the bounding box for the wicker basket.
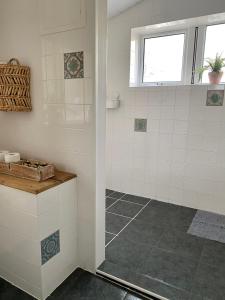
[0,58,31,112]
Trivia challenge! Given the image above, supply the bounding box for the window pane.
[202,23,225,83]
[143,34,185,83]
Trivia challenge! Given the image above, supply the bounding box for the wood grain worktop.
[0,170,77,194]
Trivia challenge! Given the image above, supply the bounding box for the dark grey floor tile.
[200,239,225,268]
[189,293,212,300]
[124,294,147,300]
[192,262,225,300]
[106,236,149,271]
[106,212,131,235]
[136,200,196,231]
[137,276,190,300]
[106,232,116,245]
[158,228,205,260]
[0,277,35,299]
[54,271,127,300]
[110,191,126,199]
[0,288,36,300]
[98,260,190,300]
[50,268,86,298]
[172,206,197,230]
[135,200,180,226]
[139,247,198,292]
[98,260,133,279]
[106,197,118,209]
[107,200,143,218]
[119,219,163,247]
[121,194,150,206]
[106,189,115,197]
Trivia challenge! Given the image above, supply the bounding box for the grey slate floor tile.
[106,189,115,196]
[1,268,151,300]
[121,194,150,206]
[138,247,198,292]
[107,200,143,218]
[158,227,205,260]
[200,239,225,268]
[192,262,225,300]
[98,260,190,300]
[106,236,150,271]
[124,294,146,300]
[106,212,131,234]
[119,219,164,247]
[136,200,196,230]
[110,191,126,199]
[105,232,116,245]
[106,197,118,209]
[103,190,225,300]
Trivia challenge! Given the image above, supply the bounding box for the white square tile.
[65,79,84,104]
[47,80,65,103]
[46,54,64,80]
[64,104,85,128]
[159,120,174,133]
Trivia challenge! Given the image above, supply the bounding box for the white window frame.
[139,30,190,86]
[195,22,225,84]
[130,14,225,87]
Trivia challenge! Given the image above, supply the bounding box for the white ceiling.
[108,0,143,18]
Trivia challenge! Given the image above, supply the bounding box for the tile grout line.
[105,231,116,236]
[105,199,152,247]
[106,193,126,210]
[106,211,133,219]
[117,199,145,207]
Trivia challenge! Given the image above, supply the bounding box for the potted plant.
[197,53,225,84]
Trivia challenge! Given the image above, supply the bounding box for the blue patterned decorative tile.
[134,119,147,132]
[41,230,60,265]
[206,90,224,106]
[64,52,84,79]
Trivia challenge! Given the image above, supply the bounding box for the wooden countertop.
[0,170,77,194]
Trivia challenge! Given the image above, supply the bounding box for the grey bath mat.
[188,210,225,243]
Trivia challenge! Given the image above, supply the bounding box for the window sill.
[129,83,225,89]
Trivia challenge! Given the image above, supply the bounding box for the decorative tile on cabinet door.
[41,230,60,265]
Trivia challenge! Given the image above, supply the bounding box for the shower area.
[98,1,225,300]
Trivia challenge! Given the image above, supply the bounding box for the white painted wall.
[0,0,106,272]
[106,0,225,214]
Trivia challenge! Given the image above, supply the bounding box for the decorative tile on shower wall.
[206,90,224,106]
[64,52,84,79]
[134,118,147,132]
[41,230,60,265]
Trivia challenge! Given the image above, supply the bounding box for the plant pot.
[208,71,223,84]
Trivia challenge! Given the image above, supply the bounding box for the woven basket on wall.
[0,58,31,112]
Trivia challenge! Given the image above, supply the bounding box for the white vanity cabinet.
[0,172,78,300]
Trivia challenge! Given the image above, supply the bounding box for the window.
[143,33,185,84]
[202,23,225,83]
[130,13,225,87]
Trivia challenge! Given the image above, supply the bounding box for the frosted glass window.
[202,23,225,83]
[143,33,185,83]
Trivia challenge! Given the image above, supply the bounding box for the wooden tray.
[0,159,55,181]
[0,161,10,174]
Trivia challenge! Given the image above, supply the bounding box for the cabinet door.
[39,0,85,34]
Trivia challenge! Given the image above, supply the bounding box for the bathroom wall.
[106,0,225,214]
[0,0,106,271]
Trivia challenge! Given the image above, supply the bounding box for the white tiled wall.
[0,0,98,271]
[106,85,225,214]
[106,0,225,215]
